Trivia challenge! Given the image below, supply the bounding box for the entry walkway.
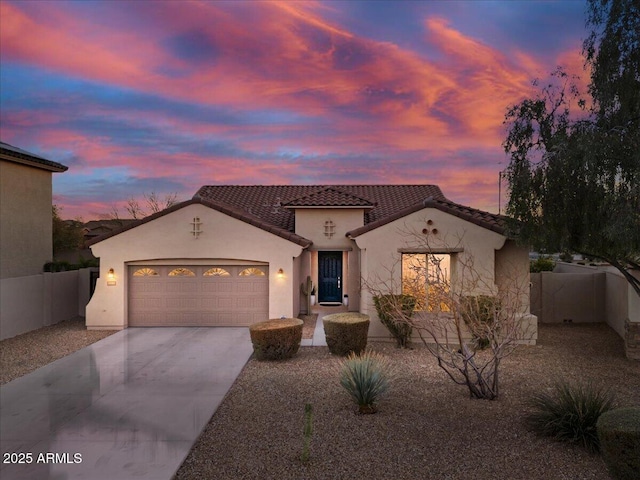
[0,327,253,480]
[300,304,348,347]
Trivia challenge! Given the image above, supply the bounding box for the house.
[82,219,139,243]
[0,141,68,279]
[86,185,536,340]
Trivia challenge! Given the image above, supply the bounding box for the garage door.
[128,265,268,326]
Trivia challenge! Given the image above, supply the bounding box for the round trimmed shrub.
[597,407,640,480]
[323,313,369,356]
[249,318,303,360]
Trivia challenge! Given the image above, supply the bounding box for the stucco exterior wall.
[0,160,53,279]
[86,204,304,329]
[0,270,87,340]
[494,239,531,313]
[353,208,509,338]
[531,271,606,323]
[294,208,364,249]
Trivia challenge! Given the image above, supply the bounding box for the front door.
[318,251,342,303]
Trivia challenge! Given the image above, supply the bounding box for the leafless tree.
[365,232,535,400]
[109,192,179,220]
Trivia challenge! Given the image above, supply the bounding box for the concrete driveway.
[0,327,253,480]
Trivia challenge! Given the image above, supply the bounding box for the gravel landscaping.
[0,317,116,385]
[175,323,640,480]
[2,319,638,479]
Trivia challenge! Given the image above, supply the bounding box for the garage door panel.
[129,265,268,327]
[130,298,164,309]
[165,297,200,308]
[166,312,200,323]
[202,282,234,293]
[166,282,198,293]
[132,282,164,293]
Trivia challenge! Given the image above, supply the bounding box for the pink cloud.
[2,1,588,219]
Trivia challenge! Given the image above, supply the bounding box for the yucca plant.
[526,381,615,452]
[339,350,392,414]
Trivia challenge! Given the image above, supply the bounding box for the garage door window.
[168,267,195,277]
[239,267,265,277]
[133,268,159,276]
[203,267,231,276]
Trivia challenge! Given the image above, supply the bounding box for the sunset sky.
[0,0,589,220]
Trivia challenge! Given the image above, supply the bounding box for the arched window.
[133,268,159,277]
[238,267,265,277]
[168,268,195,277]
[203,267,231,277]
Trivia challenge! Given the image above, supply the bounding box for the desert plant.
[530,256,555,273]
[323,313,369,356]
[460,295,500,350]
[300,276,315,314]
[301,403,313,463]
[526,381,615,452]
[365,234,535,400]
[249,318,303,360]
[597,407,640,480]
[339,350,392,414]
[373,294,416,348]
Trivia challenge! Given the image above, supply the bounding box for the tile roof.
[89,184,507,246]
[0,141,68,172]
[282,187,376,208]
[345,197,507,237]
[86,198,312,248]
[194,185,447,232]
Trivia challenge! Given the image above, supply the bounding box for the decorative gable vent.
[191,217,202,238]
[324,219,336,239]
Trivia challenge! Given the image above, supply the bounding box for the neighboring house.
[82,219,139,244]
[86,185,536,340]
[0,141,68,279]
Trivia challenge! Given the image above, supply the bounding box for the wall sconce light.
[107,268,116,286]
[277,268,284,278]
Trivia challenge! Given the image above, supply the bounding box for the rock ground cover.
[0,317,116,385]
[175,323,639,480]
[2,319,638,479]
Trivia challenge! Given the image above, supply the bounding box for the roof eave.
[88,197,313,248]
[0,151,68,173]
[346,199,508,238]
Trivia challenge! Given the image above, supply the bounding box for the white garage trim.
[128,264,268,327]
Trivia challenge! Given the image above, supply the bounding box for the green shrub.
[526,381,615,452]
[460,295,500,350]
[530,256,555,273]
[597,407,640,480]
[249,318,303,360]
[339,350,392,414]
[323,313,369,356]
[373,294,416,348]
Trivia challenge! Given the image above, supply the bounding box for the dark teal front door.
[318,251,342,303]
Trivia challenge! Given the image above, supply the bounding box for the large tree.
[52,205,84,256]
[503,0,640,296]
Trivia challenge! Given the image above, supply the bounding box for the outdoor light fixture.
[277,268,284,278]
[107,268,116,286]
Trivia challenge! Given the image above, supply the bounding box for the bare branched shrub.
[365,232,535,400]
